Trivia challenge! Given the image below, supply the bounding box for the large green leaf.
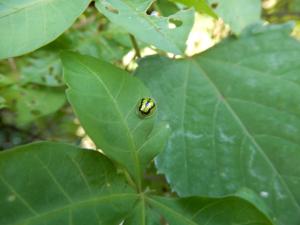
[0,142,272,225]
[61,52,170,189]
[0,0,90,59]
[0,142,137,225]
[95,0,194,55]
[136,24,300,225]
[123,192,272,225]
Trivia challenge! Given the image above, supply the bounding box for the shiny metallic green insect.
[138,97,156,117]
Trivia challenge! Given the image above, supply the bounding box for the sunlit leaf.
[136,23,300,225]
[170,0,217,18]
[0,142,137,225]
[0,142,272,225]
[61,52,170,188]
[0,0,90,59]
[95,0,194,54]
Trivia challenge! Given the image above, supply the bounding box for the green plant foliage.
[136,23,300,225]
[0,96,6,109]
[170,0,217,18]
[95,0,194,54]
[57,10,132,63]
[0,142,137,225]
[0,142,273,224]
[61,52,170,188]
[155,0,180,16]
[1,85,65,126]
[0,0,90,59]
[172,0,261,33]
[19,50,63,87]
[1,0,299,224]
[290,0,300,12]
[207,0,261,34]
[0,74,14,87]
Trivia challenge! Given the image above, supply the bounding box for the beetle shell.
[138,97,156,117]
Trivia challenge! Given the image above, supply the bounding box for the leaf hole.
[211,2,219,9]
[48,66,54,75]
[168,18,183,29]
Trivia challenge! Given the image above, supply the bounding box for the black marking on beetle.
[138,97,156,116]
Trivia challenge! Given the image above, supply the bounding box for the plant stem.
[124,170,138,190]
[129,34,141,58]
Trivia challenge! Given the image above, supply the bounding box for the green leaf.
[95,0,194,55]
[64,19,132,63]
[15,87,65,125]
[0,142,273,225]
[125,189,272,225]
[1,85,66,125]
[170,0,217,18]
[0,74,14,87]
[155,0,180,16]
[136,24,300,225]
[61,52,170,189]
[0,96,6,109]
[173,0,261,33]
[20,50,63,87]
[0,0,90,59]
[206,0,261,33]
[146,195,272,225]
[290,0,300,12]
[0,142,137,225]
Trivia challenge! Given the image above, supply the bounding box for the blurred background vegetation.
[1,0,300,151]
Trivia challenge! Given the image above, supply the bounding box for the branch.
[129,34,141,58]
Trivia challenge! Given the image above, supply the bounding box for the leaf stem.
[129,34,141,58]
[124,170,139,191]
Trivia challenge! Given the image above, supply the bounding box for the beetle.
[138,97,156,117]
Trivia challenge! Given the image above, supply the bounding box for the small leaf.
[0,142,137,225]
[20,50,63,87]
[207,0,261,33]
[1,85,66,126]
[61,52,170,188]
[171,0,261,33]
[170,0,217,18]
[95,0,194,55]
[0,0,90,59]
[136,24,300,225]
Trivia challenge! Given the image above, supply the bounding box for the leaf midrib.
[102,0,183,54]
[146,197,198,225]
[191,59,300,211]
[67,57,142,189]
